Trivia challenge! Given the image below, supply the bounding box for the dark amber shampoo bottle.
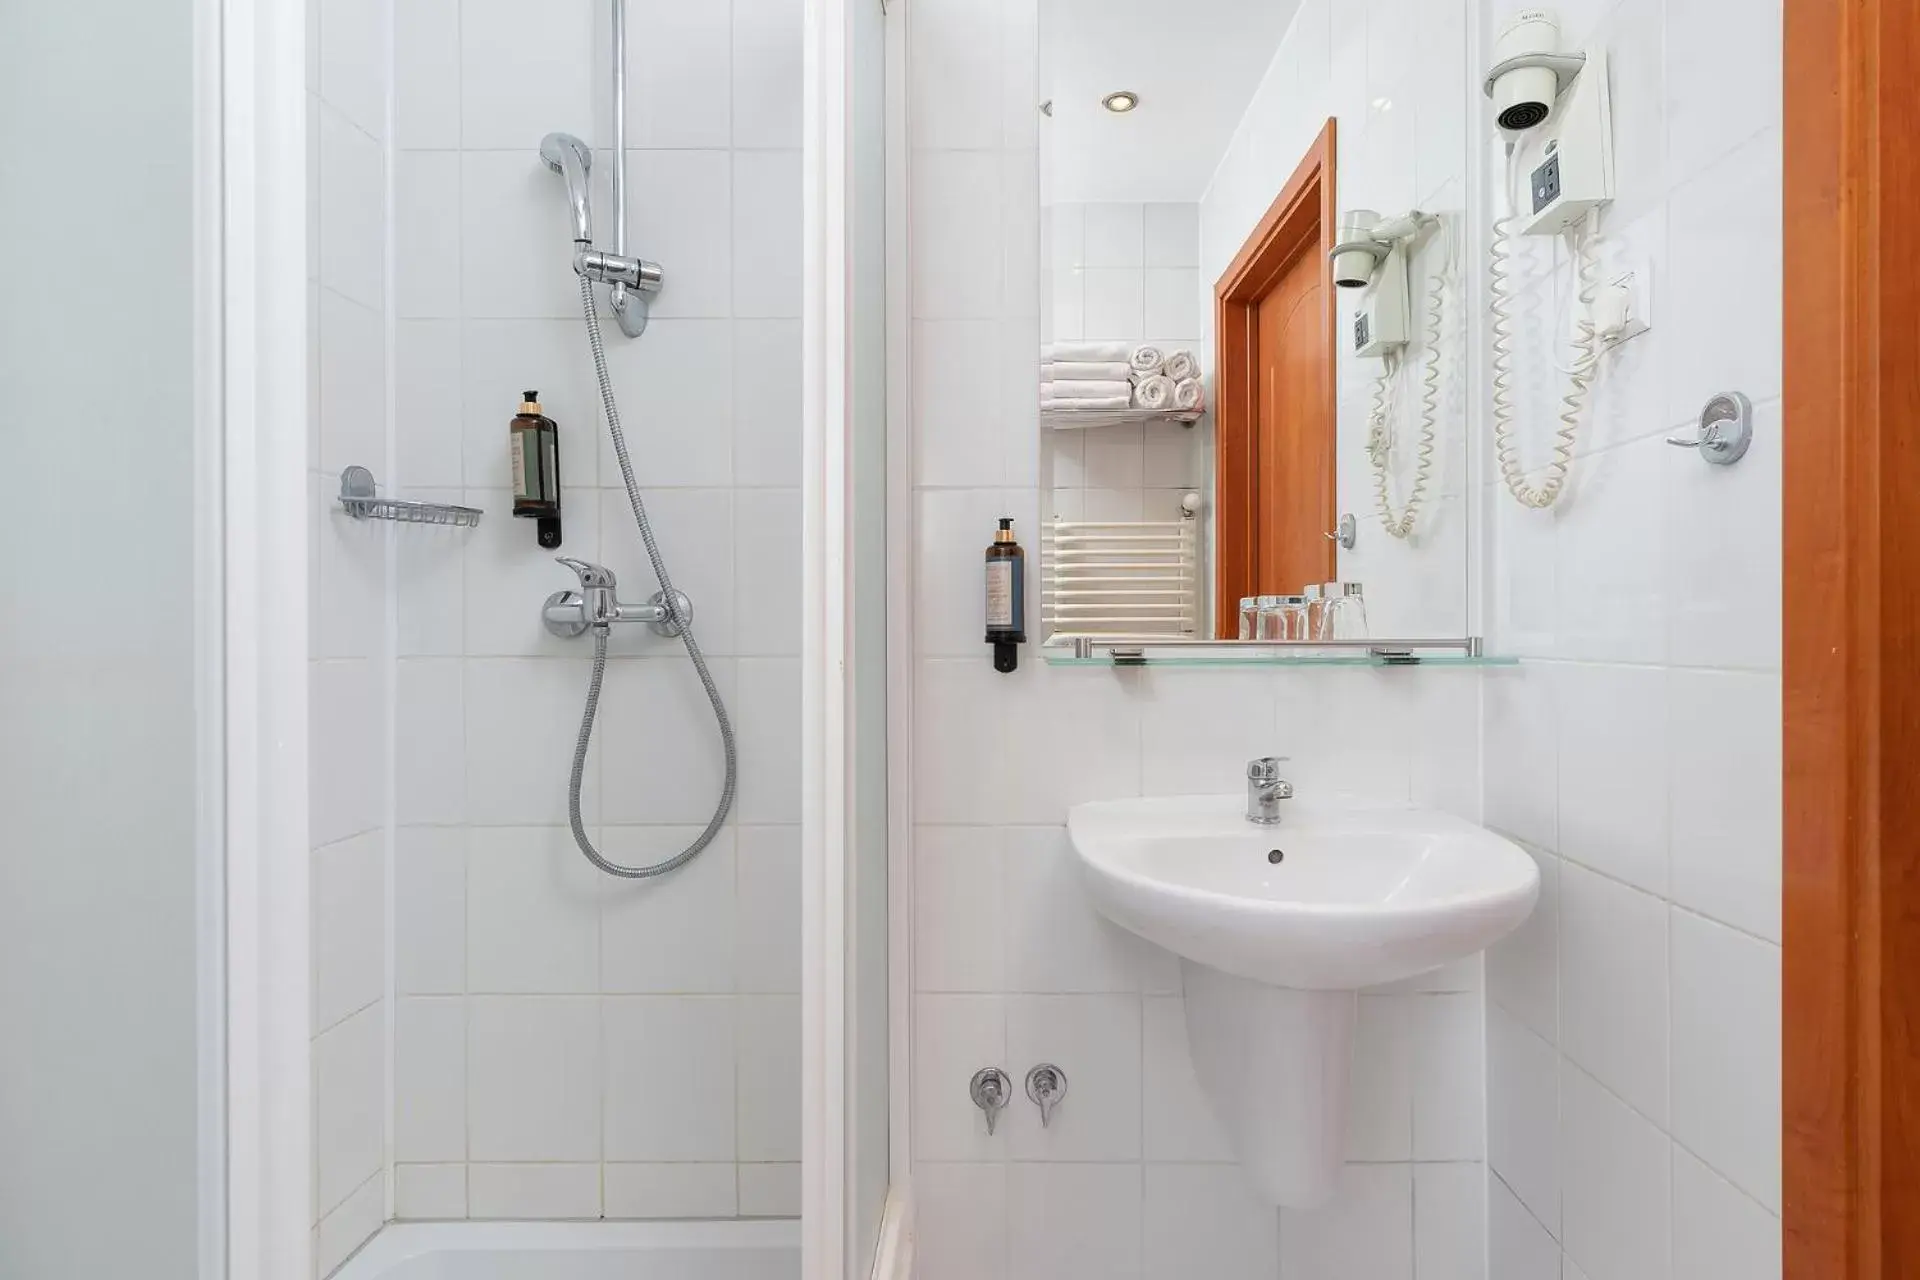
[984,517,1026,673]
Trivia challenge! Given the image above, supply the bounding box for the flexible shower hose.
[566,271,738,878]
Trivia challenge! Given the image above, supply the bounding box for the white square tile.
[1482,666,1558,851]
[626,150,734,319]
[1004,996,1141,1160]
[1143,204,1199,268]
[737,1163,801,1217]
[1000,669,1141,823]
[461,0,595,149]
[398,659,466,825]
[1488,1171,1560,1280]
[1142,997,1234,1162]
[1669,670,1781,940]
[1666,0,1781,178]
[1554,436,1670,664]
[466,826,601,994]
[1280,1163,1413,1280]
[1137,671,1276,796]
[1050,204,1086,270]
[912,995,1005,1161]
[914,826,1007,993]
[1591,0,1666,226]
[1003,826,1177,995]
[1050,268,1085,342]
[467,1163,601,1219]
[593,318,734,488]
[1081,269,1145,342]
[733,658,800,823]
[313,831,385,1033]
[316,1171,384,1276]
[398,151,462,320]
[1672,1145,1782,1280]
[597,657,736,825]
[1415,1163,1486,1280]
[735,489,801,656]
[460,319,600,488]
[1347,994,1414,1161]
[914,660,1009,823]
[318,0,384,139]
[460,153,587,320]
[912,321,1012,487]
[734,0,804,149]
[397,826,467,995]
[734,319,803,486]
[1665,398,1782,672]
[1008,1163,1142,1280]
[908,0,1006,151]
[737,994,801,1161]
[913,152,1006,319]
[915,1164,1007,1280]
[394,490,466,660]
[597,489,735,656]
[604,1164,738,1219]
[600,827,736,992]
[1083,204,1144,268]
[395,320,465,490]
[1555,663,1669,894]
[1670,909,1781,1212]
[318,288,386,476]
[603,996,737,1160]
[395,996,466,1162]
[1559,861,1669,1125]
[1412,993,1485,1161]
[467,996,601,1161]
[464,658,598,826]
[1143,269,1200,341]
[318,105,385,310]
[1562,1061,1672,1280]
[311,659,384,847]
[314,1003,385,1212]
[1143,1163,1279,1280]
[736,825,801,993]
[1488,1003,1560,1235]
[394,1164,467,1220]
[624,0,731,148]
[394,0,460,148]
[1665,132,1782,426]
[734,150,802,319]
[1487,844,1558,1041]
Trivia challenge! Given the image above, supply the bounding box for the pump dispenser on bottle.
[510,389,563,548]
[985,517,1026,673]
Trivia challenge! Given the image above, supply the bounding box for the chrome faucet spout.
[1246,757,1294,825]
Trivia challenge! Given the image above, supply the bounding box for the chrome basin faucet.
[1246,757,1294,825]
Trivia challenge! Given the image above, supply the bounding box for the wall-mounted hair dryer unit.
[1330,209,1435,358]
[1484,10,1614,236]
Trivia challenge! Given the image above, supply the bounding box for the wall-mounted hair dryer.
[1329,209,1434,357]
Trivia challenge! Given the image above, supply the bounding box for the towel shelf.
[1041,406,1203,430]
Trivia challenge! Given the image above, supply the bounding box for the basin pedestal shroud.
[1182,960,1356,1208]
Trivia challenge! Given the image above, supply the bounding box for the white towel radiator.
[1041,508,1202,638]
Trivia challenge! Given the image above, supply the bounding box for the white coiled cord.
[1366,222,1448,540]
[1490,151,1605,509]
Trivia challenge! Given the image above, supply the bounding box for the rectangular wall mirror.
[1037,1,1473,645]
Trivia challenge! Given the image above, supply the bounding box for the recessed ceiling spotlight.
[1102,91,1140,113]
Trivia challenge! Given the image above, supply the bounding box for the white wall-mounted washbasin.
[1067,794,1538,1207]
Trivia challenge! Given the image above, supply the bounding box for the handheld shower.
[539,132,594,245]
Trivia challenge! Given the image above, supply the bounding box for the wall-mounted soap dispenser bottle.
[510,390,563,548]
[985,517,1026,673]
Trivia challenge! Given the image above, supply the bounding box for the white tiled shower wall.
[380,0,805,1225]
[1473,0,1785,1276]
[911,1,1489,1276]
[1043,201,1207,530]
[308,0,394,1271]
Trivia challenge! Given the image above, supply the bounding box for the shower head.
[539,132,594,245]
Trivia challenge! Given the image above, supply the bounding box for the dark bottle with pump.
[510,390,563,548]
[985,517,1026,673]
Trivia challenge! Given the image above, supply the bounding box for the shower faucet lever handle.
[556,557,618,590]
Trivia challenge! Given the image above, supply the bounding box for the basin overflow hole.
[1267,848,1285,864]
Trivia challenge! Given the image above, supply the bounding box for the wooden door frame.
[1212,119,1338,636]
[1783,0,1920,1274]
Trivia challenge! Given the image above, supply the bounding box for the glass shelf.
[1041,638,1517,669]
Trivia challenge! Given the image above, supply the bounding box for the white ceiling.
[1044,0,1302,205]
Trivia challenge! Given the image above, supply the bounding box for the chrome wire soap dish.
[337,465,482,528]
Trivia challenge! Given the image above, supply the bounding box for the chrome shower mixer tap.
[542,557,691,639]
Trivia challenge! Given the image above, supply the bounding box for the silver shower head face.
[539,132,594,245]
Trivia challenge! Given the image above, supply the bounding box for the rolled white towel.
[1046,341,1133,363]
[1173,377,1205,411]
[1041,379,1133,400]
[1134,374,1175,411]
[1041,360,1133,382]
[1129,344,1167,375]
[1043,394,1133,413]
[1163,349,1200,382]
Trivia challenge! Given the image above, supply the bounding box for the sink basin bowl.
[1068,795,1540,990]
[1066,794,1539,1207]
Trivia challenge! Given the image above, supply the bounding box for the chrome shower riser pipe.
[606,0,646,338]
